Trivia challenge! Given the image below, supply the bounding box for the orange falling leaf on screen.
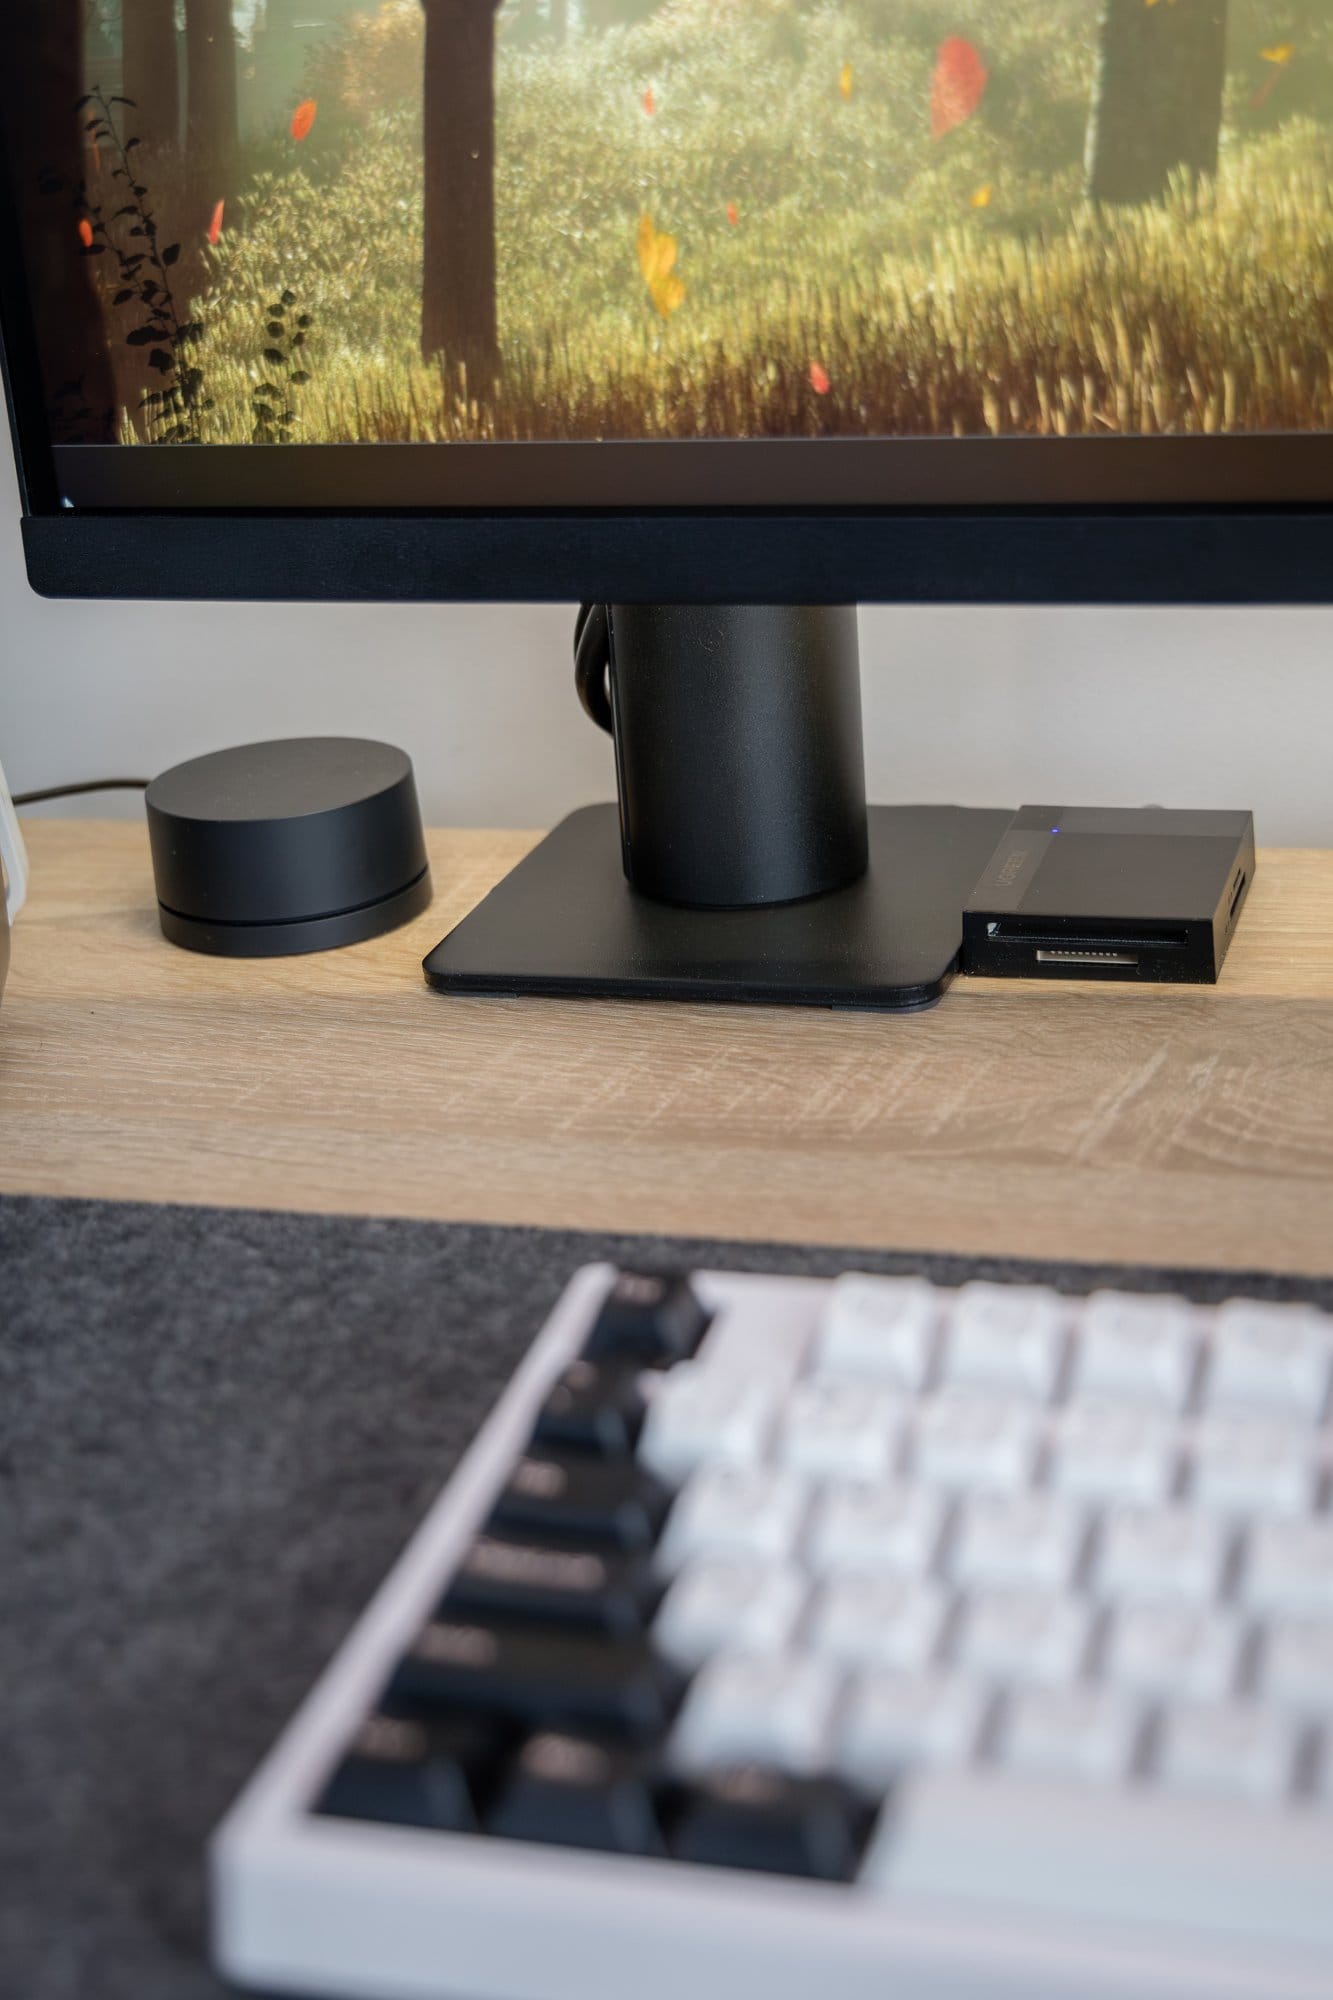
[809,361,831,395]
[207,199,225,246]
[77,218,94,248]
[971,183,993,208]
[636,214,685,320]
[1251,47,1295,109]
[642,86,656,116]
[291,98,318,142]
[839,63,854,101]
[931,37,988,140]
[726,201,740,226]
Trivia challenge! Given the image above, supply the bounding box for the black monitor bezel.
[13,502,1333,605]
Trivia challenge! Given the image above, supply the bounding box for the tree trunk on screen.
[421,0,501,388]
[1086,0,1230,205]
[185,0,238,231]
[0,1,117,440]
[123,0,181,154]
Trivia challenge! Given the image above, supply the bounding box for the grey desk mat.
[4,1192,1332,2000]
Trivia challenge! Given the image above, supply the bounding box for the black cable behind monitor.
[573,604,613,735]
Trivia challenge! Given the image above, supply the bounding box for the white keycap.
[653,1557,806,1670]
[695,1304,813,1392]
[835,1670,988,1788]
[1049,1401,1177,1505]
[1000,1685,1141,1783]
[941,1284,1068,1401]
[776,1378,903,1482]
[1095,1504,1230,1604]
[1261,1619,1333,1716]
[804,1574,948,1672]
[868,1770,1333,1952]
[1157,1700,1298,1801]
[1245,1517,1333,1619]
[955,1589,1090,1686]
[1189,1416,1319,1518]
[637,1364,776,1485]
[1073,1292,1197,1411]
[1104,1602,1241,1700]
[815,1274,940,1391]
[805,1479,944,1579]
[670,1651,840,1778]
[950,1493,1085,1593]
[656,1464,810,1575]
[1205,1300,1332,1421]
[912,1391,1038,1494]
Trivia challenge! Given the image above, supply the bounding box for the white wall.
[2,446,1331,843]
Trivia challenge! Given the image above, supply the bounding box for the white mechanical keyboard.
[212,1266,1333,2000]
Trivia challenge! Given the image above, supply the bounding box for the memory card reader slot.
[987,923,1189,953]
[1035,948,1139,967]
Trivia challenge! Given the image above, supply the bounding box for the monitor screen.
[2,1,1331,512]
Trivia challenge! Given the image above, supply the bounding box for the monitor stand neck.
[586,605,870,910]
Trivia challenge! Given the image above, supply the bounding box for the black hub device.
[962,805,1257,985]
[424,605,1011,1014]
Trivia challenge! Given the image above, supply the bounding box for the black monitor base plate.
[424,804,1013,1012]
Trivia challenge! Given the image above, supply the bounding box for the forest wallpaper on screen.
[2,0,1331,445]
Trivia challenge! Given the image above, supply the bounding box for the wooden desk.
[3,821,1332,1276]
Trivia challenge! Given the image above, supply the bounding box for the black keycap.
[443,1536,660,1637]
[487,1732,666,1856]
[390,1619,685,1743]
[317,1712,504,1833]
[666,1769,874,1881]
[583,1271,709,1368]
[491,1453,672,1553]
[532,1360,648,1458]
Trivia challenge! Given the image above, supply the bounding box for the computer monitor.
[1,2,1330,1009]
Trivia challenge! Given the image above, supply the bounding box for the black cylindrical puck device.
[146,737,432,957]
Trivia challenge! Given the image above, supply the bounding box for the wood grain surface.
[3,821,1333,1276]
